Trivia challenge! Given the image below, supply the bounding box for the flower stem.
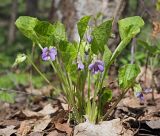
[38,43,43,50]
[27,56,50,84]
[87,71,91,100]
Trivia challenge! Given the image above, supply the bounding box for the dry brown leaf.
[17,120,34,136]
[38,104,58,116]
[122,97,143,108]
[47,130,66,136]
[20,104,57,119]
[0,119,20,127]
[26,85,53,96]
[152,21,160,37]
[146,119,160,129]
[55,122,72,136]
[33,115,52,132]
[52,110,67,123]
[29,132,44,136]
[0,125,16,136]
[26,87,42,95]
[47,131,59,136]
[22,109,43,117]
[61,103,68,111]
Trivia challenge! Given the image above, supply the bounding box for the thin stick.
[103,88,129,120]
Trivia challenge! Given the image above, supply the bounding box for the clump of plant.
[13,15,144,124]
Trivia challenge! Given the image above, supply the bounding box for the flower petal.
[136,92,144,101]
[78,63,84,70]
[49,53,56,61]
[98,64,104,72]
[88,63,94,70]
[94,65,99,72]
[87,36,92,43]
[49,47,57,56]
[42,53,50,61]
[42,47,48,53]
[96,60,104,66]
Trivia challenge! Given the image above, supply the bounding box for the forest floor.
[0,80,160,136]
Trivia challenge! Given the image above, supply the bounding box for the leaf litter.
[0,81,160,136]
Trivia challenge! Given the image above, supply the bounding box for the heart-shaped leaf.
[77,16,91,40]
[91,19,113,54]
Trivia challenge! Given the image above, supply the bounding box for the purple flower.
[88,60,104,74]
[136,92,144,102]
[144,88,152,93]
[78,61,84,70]
[41,47,57,61]
[87,35,92,43]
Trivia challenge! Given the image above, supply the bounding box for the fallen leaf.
[61,103,68,111]
[55,122,72,136]
[17,104,58,119]
[26,85,53,96]
[47,131,59,136]
[17,120,34,136]
[22,109,43,117]
[0,119,20,127]
[38,104,58,116]
[47,130,66,136]
[0,125,16,136]
[29,132,44,136]
[122,97,144,108]
[26,87,42,95]
[146,119,160,129]
[33,115,52,132]
[52,110,67,123]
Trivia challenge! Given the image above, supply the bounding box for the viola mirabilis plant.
[13,15,144,124]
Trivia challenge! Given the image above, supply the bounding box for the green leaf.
[100,88,112,106]
[118,16,144,40]
[34,21,55,45]
[59,41,78,82]
[118,64,140,90]
[15,16,67,46]
[15,16,38,43]
[59,41,77,71]
[91,19,113,54]
[0,91,15,103]
[156,0,160,11]
[53,21,67,42]
[103,46,112,66]
[77,16,91,40]
[110,37,131,64]
[109,17,144,65]
[59,40,68,51]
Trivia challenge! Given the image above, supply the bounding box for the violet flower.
[87,35,92,43]
[144,88,152,93]
[88,60,104,74]
[41,47,57,61]
[136,92,144,102]
[78,61,84,70]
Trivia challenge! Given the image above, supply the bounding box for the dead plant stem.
[103,88,129,120]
